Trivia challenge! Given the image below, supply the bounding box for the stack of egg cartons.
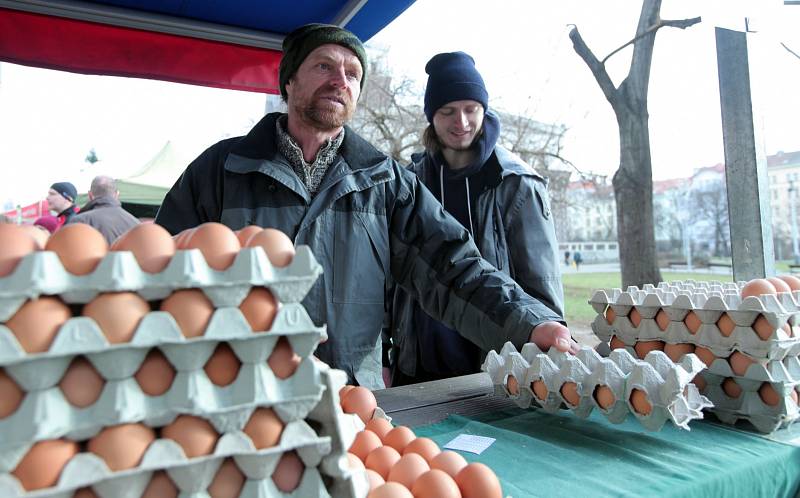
[590,280,800,433]
[0,222,368,497]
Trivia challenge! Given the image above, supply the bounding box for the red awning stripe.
[0,7,281,93]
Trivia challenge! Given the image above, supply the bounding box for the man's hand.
[529,321,580,354]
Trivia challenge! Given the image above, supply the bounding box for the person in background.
[388,52,565,386]
[33,215,59,234]
[68,175,139,244]
[46,181,79,228]
[564,250,571,266]
[573,250,583,271]
[155,24,576,389]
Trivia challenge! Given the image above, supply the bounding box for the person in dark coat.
[46,181,79,228]
[68,175,139,244]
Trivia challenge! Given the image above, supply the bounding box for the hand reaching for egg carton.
[483,341,712,431]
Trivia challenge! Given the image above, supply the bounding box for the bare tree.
[690,181,731,257]
[569,1,700,287]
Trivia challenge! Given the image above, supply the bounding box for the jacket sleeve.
[387,166,563,353]
[503,175,565,319]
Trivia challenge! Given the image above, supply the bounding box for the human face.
[46,188,69,213]
[285,44,362,131]
[432,100,485,151]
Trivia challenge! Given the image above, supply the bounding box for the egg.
[412,469,462,498]
[20,224,49,250]
[663,343,695,363]
[454,462,502,498]
[159,289,215,338]
[87,423,156,471]
[341,386,378,424]
[246,228,295,267]
[505,374,519,396]
[203,342,242,387]
[161,415,218,457]
[767,277,792,294]
[134,349,176,396]
[430,451,467,478]
[12,439,79,490]
[728,351,755,376]
[388,453,429,489]
[184,222,241,271]
[629,389,652,415]
[239,287,278,332]
[267,337,301,379]
[384,426,416,453]
[73,487,99,498]
[111,223,176,273]
[0,223,40,276]
[628,308,642,328]
[683,311,702,334]
[0,368,24,418]
[560,381,580,406]
[45,223,108,275]
[340,385,356,401]
[365,418,394,442]
[793,389,800,405]
[693,346,716,367]
[593,385,615,409]
[403,437,441,464]
[634,340,664,359]
[722,378,742,398]
[752,315,775,340]
[604,306,615,325]
[349,429,383,461]
[243,407,284,449]
[531,379,548,400]
[655,309,670,331]
[173,228,196,249]
[347,452,366,469]
[272,450,304,492]
[6,296,72,353]
[59,356,105,408]
[366,469,386,490]
[365,446,402,480]
[207,458,245,498]
[82,292,150,344]
[740,278,777,298]
[758,382,782,406]
[609,336,626,350]
[777,274,800,291]
[692,374,707,392]
[368,482,414,498]
[236,225,263,246]
[141,471,178,498]
[716,313,736,337]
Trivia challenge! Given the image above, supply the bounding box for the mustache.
[313,88,351,106]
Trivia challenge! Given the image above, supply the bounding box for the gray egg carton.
[0,303,326,449]
[590,280,800,361]
[0,245,322,321]
[482,342,712,431]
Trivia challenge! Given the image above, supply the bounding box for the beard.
[296,87,355,131]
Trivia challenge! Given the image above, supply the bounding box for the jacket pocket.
[333,211,389,304]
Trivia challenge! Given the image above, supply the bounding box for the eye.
[318,62,331,71]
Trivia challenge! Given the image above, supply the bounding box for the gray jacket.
[68,196,139,245]
[391,145,565,377]
[155,113,562,389]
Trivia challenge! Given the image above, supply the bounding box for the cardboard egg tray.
[589,281,800,361]
[482,342,712,431]
[0,245,322,321]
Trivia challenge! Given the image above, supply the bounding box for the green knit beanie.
[279,23,367,99]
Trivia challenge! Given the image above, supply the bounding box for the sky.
[1,0,800,208]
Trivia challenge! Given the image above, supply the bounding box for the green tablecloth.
[414,408,800,498]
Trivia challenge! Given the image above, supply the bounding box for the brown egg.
[594,385,615,409]
[629,389,652,415]
[778,275,800,291]
[655,309,670,331]
[88,423,156,471]
[207,459,245,498]
[159,289,215,338]
[204,342,242,386]
[384,426,416,453]
[605,306,616,325]
[366,469,386,490]
[45,223,108,275]
[340,385,356,401]
[663,343,695,363]
[0,368,24,418]
[0,224,40,276]
[184,222,241,271]
[403,437,441,464]
[111,223,176,273]
[693,346,716,367]
[173,228,196,249]
[347,452,366,469]
[728,351,755,376]
[740,278,777,298]
[412,469,462,498]
[767,277,792,294]
[628,308,642,328]
[368,482,414,498]
[82,292,150,344]
[692,374,707,392]
[722,378,742,398]
[388,453,429,489]
[20,225,49,251]
[161,415,218,458]
[430,451,468,479]
[793,389,800,405]
[134,349,176,396]
[6,296,71,353]
[141,471,178,498]
[342,386,378,424]
[752,315,775,341]
[455,462,502,498]
[683,311,702,334]
[531,379,548,400]
[239,287,278,332]
[12,439,79,490]
[365,417,394,442]
[267,337,301,379]
[236,225,263,247]
[560,381,580,406]
[505,374,519,395]
[349,429,383,462]
[246,228,295,267]
[243,407,284,449]
[73,487,99,498]
[609,336,626,350]
[717,313,736,337]
[634,340,664,359]
[59,357,105,408]
[272,451,304,492]
[365,445,402,480]
[758,382,782,406]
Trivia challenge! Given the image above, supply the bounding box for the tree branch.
[569,25,620,109]
[601,16,701,65]
[782,42,800,61]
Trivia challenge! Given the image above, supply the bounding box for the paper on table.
[443,434,496,455]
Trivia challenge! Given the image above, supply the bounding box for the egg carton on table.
[482,342,711,431]
[0,418,334,498]
[0,304,329,448]
[0,245,322,321]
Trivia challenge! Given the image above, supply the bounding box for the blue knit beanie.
[50,181,77,202]
[423,52,488,123]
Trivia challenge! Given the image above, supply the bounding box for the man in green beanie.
[157,23,576,389]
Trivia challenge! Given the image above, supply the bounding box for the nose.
[329,65,347,88]
[457,111,469,129]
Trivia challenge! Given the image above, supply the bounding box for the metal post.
[715,27,775,280]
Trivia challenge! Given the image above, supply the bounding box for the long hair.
[422,125,442,154]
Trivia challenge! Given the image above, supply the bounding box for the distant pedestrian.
[564,250,571,266]
[68,175,139,244]
[573,250,583,271]
[46,181,79,228]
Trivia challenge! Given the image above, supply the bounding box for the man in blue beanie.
[46,181,79,229]
[389,52,567,385]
